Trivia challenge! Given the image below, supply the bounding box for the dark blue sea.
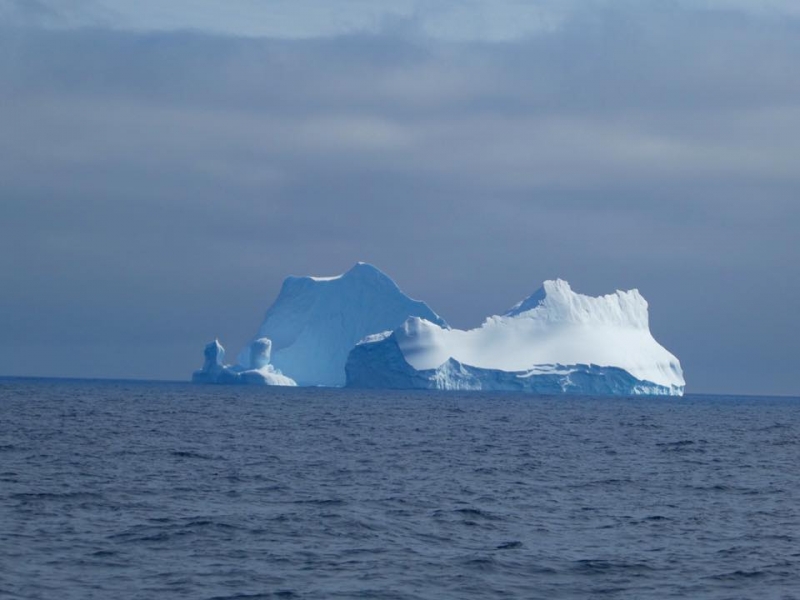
[1,379,798,599]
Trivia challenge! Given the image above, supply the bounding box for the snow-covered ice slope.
[346,279,685,395]
[236,262,447,386]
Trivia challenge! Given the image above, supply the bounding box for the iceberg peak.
[341,262,398,285]
[304,261,388,283]
[504,286,548,317]
[503,279,648,329]
[290,262,402,291]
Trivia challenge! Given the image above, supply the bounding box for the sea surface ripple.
[1,379,799,599]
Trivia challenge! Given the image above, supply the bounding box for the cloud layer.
[1,4,798,393]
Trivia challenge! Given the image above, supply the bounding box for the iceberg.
[191,338,297,386]
[193,262,446,387]
[345,279,685,396]
[192,265,684,395]
[191,339,229,384]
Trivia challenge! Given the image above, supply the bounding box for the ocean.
[1,378,798,599]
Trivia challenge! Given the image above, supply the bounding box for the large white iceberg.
[193,262,446,387]
[192,265,684,395]
[345,279,685,396]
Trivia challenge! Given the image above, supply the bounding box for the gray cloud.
[5,0,800,39]
[0,7,798,393]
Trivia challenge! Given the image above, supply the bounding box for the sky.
[1,0,798,395]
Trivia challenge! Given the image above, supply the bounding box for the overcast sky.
[1,0,798,395]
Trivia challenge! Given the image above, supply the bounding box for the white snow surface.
[239,365,297,386]
[392,279,684,391]
[237,262,446,386]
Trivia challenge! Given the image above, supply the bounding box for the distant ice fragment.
[192,338,296,386]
